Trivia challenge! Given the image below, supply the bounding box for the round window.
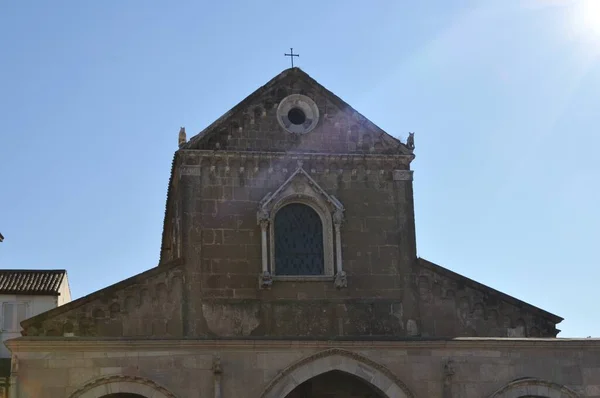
[287,108,306,125]
[276,94,319,134]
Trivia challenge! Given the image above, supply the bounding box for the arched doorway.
[261,348,414,398]
[488,377,579,398]
[285,370,385,398]
[101,395,146,398]
[68,375,178,398]
[101,395,147,398]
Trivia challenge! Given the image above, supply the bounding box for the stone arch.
[489,377,580,398]
[260,348,415,398]
[69,375,178,398]
[262,170,340,277]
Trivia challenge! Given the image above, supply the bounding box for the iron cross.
[284,48,299,68]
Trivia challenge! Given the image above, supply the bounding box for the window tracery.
[257,167,345,287]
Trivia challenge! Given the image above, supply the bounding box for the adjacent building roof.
[0,270,67,295]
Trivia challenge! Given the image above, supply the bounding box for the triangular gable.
[258,166,344,215]
[182,68,414,156]
[418,257,563,323]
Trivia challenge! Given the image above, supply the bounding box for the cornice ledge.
[178,149,415,161]
[7,337,600,353]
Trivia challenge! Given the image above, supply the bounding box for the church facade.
[6,68,600,397]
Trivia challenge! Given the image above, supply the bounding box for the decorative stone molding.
[178,126,186,148]
[259,271,273,288]
[180,149,415,167]
[212,355,223,398]
[8,355,17,398]
[406,132,415,150]
[260,348,414,398]
[488,377,580,398]
[69,375,179,398]
[276,94,320,134]
[393,170,413,181]
[257,167,345,284]
[334,270,347,289]
[9,337,600,353]
[442,359,455,398]
[180,166,202,176]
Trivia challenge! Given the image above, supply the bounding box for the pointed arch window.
[274,203,324,275]
[257,167,346,287]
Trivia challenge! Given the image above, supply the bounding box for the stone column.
[8,355,17,398]
[212,355,222,398]
[260,219,269,274]
[257,209,272,288]
[333,208,347,288]
[442,360,455,398]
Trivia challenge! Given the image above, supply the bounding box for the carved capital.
[442,359,455,398]
[10,354,18,374]
[259,271,273,289]
[334,271,347,289]
[443,359,455,378]
[257,207,270,226]
[392,170,413,181]
[212,354,223,375]
[333,208,345,227]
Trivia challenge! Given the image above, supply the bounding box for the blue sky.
[1,1,599,337]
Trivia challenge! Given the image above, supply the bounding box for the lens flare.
[575,0,600,39]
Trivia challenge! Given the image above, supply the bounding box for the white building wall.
[0,278,72,358]
[57,275,72,306]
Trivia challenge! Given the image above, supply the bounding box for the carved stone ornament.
[442,359,455,398]
[392,170,413,181]
[276,94,320,134]
[406,132,415,150]
[333,207,345,226]
[334,270,347,289]
[257,207,270,226]
[443,360,455,378]
[178,126,186,147]
[10,355,18,374]
[69,375,178,398]
[257,167,344,278]
[259,271,273,288]
[212,354,223,375]
[180,166,202,176]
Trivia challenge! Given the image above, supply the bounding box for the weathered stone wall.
[177,150,417,338]
[7,339,600,398]
[184,68,408,156]
[416,259,560,338]
[22,262,184,338]
[21,67,562,340]
[285,371,384,397]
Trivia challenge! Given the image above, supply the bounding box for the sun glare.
[575,0,600,39]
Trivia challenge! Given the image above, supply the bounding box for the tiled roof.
[0,270,66,295]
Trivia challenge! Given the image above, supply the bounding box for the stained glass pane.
[274,203,324,275]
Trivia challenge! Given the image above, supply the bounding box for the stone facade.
[6,339,600,398]
[20,69,560,341]
[7,68,596,397]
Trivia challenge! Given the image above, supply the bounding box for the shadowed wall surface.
[285,371,384,398]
